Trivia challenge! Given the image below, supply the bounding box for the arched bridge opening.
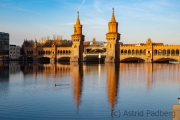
[153,58,179,63]
[38,57,50,63]
[27,56,33,62]
[84,48,106,63]
[58,57,70,62]
[121,57,145,63]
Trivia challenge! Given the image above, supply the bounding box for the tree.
[53,34,57,40]
[47,36,50,40]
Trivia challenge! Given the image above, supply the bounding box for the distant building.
[103,42,107,47]
[9,45,20,60]
[84,41,90,47]
[0,32,9,59]
[119,42,123,46]
[89,41,106,46]
[9,62,20,73]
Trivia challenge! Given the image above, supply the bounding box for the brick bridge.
[120,38,180,63]
[23,9,180,63]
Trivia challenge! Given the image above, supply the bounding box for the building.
[9,62,20,73]
[9,45,20,60]
[0,32,9,59]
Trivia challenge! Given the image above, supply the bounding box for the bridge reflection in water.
[18,62,180,114]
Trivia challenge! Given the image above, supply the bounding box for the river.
[0,62,179,120]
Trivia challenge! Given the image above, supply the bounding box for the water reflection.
[119,63,180,90]
[8,62,180,86]
[0,62,9,80]
[9,62,20,74]
[106,63,119,111]
[23,63,71,78]
[71,62,83,112]
[146,63,153,91]
[0,62,9,99]
[1,62,180,119]
[22,62,84,110]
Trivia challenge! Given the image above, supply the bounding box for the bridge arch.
[124,49,127,55]
[57,50,71,55]
[158,49,162,55]
[171,49,175,56]
[154,49,157,55]
[38,57,50,62]
[153,58,179,63]
[132,49,135,55]
[27,56,33,62]
[120,57,145,63]
[121,50,123,54]
[57,57,71,62]
[176,49,179,56]
[135,49,139,55]
[140,49,142,55]
[143,49,146,55]
[128,49,131,55]
[162,49,166,55]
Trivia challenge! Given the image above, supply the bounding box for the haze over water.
[0,62,179,120]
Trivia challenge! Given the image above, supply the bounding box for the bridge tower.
[145,38,153,62]
[70,11,85,62]
[50,41,57,63]
[33,39,37,56]
[105,8,120,62]
[33,39,38,61]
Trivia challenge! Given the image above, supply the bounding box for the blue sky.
[0,0,180,45]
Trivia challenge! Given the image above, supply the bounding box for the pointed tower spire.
[76,11,81,25]
[111,7,116,22]
[105,7,120,62]
[71,11,84,62]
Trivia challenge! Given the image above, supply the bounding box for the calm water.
[0,62,180,120]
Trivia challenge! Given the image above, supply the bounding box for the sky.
[0,0,180,45]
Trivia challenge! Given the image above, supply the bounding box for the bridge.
[23,9,180,63]
[120,38,180,63]
[83,47,106,62]
[24,38,180,63]
[24,41,106,62]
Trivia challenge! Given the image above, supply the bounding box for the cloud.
[14,6,42,15]
[93,1,103,13]
[0,2,41,15]
[79,0,86,11]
